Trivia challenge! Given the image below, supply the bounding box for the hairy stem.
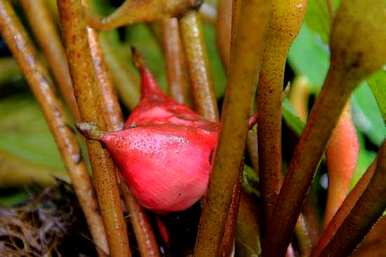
[19,0,80,120]
[318,141,386,257]
[179,11,218,121]
[161,17,191,105]
[193,0,271,255]
[57,1,130,256]
[0,1,108,255]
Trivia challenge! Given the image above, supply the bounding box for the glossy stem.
[19,0,80,120]
[57,1,130,256]
[318,141,386,257]
[311,159,377,257]
[193,0,271,255]
[86,0,201,31]
[84,3,161,254]
[161,17,191,105]
[179,10,219,121]
[0,1,108,255]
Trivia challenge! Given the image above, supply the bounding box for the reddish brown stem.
[216,0,232,70]
[161,17,191,105]
[311,159,377,257]
[0,1,108,255]
[318,141,386,257]
[19,0,80,120]
[57,1,131,256]
[179,10,219,121]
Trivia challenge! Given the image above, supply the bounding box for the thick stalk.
[257,0,307,226]
[193,0,271,255]
[318,141,386,257]
[265,64,356,257]
[86,0,201,30]
[0,1,108,255]
[85,5,160,255]
[19,0,80,120]
[161,17,191,105]
[267,0,386,254]
[179,10,218,121]
[57,1,130,256]
[311,159,377,257]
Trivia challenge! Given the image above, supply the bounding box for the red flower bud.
[99,54,220,213]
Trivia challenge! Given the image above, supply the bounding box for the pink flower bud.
[100,57,220,213]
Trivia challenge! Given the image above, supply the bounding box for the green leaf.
[282,98,306,136]
[288,25,330,90]
[0,94,65,171]
[352,83,386,146]
[367,69,386,121]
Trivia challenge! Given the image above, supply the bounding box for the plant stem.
[121,183,161,257]
[193,0,271,255]
[318,141,386,257]
[100,33,140,110]
[216,0,232,70]
[311,159,377,257]
[257,0,307,227]
[84,2,160,254]
[57,1,130,256]
[267,0,386,253]
[19,0,80,120]
[0,1,108,255]
[235,191,261,257]
[266,63,356,257]
[161,17,191,105]
[179,10,218,121]
[86,0,201,30]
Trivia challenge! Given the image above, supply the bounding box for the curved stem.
[161,17,191,105]
[86,0,201,31]
[19,0,80,120]
[193,0,271,255]
[179,10,219,121]
[311,159,377,257]
[57,1,131,256]
[318,141,386,257]
[0,1,108,255]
